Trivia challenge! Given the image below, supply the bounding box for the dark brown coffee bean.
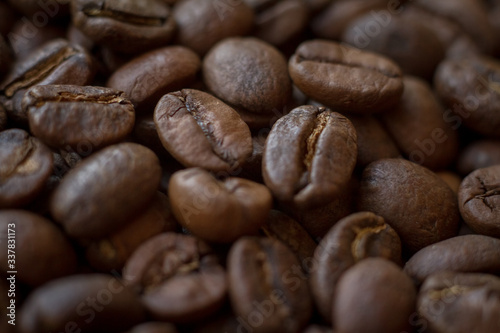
[261,210,317,273]
[67,23,96,51]
[86,192,178,271]
[458,165,500,237]
[228,237,312,333]
[71,0,176,53]
[107,46,200,111]
[435,56,500,138]
[414,0,497,53]
[168,168,272,243]
[310,212,402,322]
[173,0,254,56]
[380,76,459,170]
[241,132,267,182]
[154,89,252,172]
[344,114,400,168]
[344,14,444,80]
[457,140,500,176]
[333,258,416,333]
[19,274,145,333]
[203,37,291,115]
[289,40,403,113]
[404,235,500,283]
[0,39,96,122]
[50,142,161,239]
[123,233,227,323]
[253,0,309,47]
[263,105,357,209]
[417,271,500,333]
[0,210,77,286]
[23,84,135,149]
[0,129,53,208]
[358,158,460,253]
[128,322,178,333]
[310,0,387,41]
[132,114,170,158]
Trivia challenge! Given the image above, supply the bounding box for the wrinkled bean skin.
[154,89,252,172]
[168,168,272,243]
[228,237,313,333]
[458,165,500,238]
[404,235,500,284]
[263,105,357,210]
[310,212,402,322]
[50,143,161,239]
[358,158,460,253]
[123,233,227,323]
[418,271,500,333]
[289,40,404,113]
[24,85,135,149]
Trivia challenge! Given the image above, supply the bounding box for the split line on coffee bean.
[6,222,16,326]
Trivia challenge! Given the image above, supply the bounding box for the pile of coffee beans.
[1,0,500,332]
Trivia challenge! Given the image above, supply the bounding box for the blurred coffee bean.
[0,129,53,208]
[8,21,66,60]
[457,140,500,176]
[168,168,272,243]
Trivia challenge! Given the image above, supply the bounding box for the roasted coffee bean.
[458,165,500,237]
[404,234,500,283]
[358,158,460,253]
[380,76,459,170]
[0,129,53,208]
[123,233,227,323]
[0,210,77,286]
[342,14,445,80]
[228,237,312,333]
[168,168,272,243]
[288,40,403,113]
[253,0,309,47]
[417,271,500,333]
[344,114,400,168]
[71,0,176,53]
[154,89,252,172]
[0,35,11,74]
[263,105,357,209]
[128,322,178,333]
[173,0,254,56]
[333,258,416,333]
[0,39,96,122]
[86,192,178,271]
[413,0,497,53]
[107,46,200,111]
[434,56,500,138]
[437,171,462,194]
[261,210,317,273]
[457,140,500,176]
[310,212,402,322]
[50,142,161,239]
[310,0,387,41]
[203,37,291,115]
[23,85,135,149]
[19,274,145,333]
